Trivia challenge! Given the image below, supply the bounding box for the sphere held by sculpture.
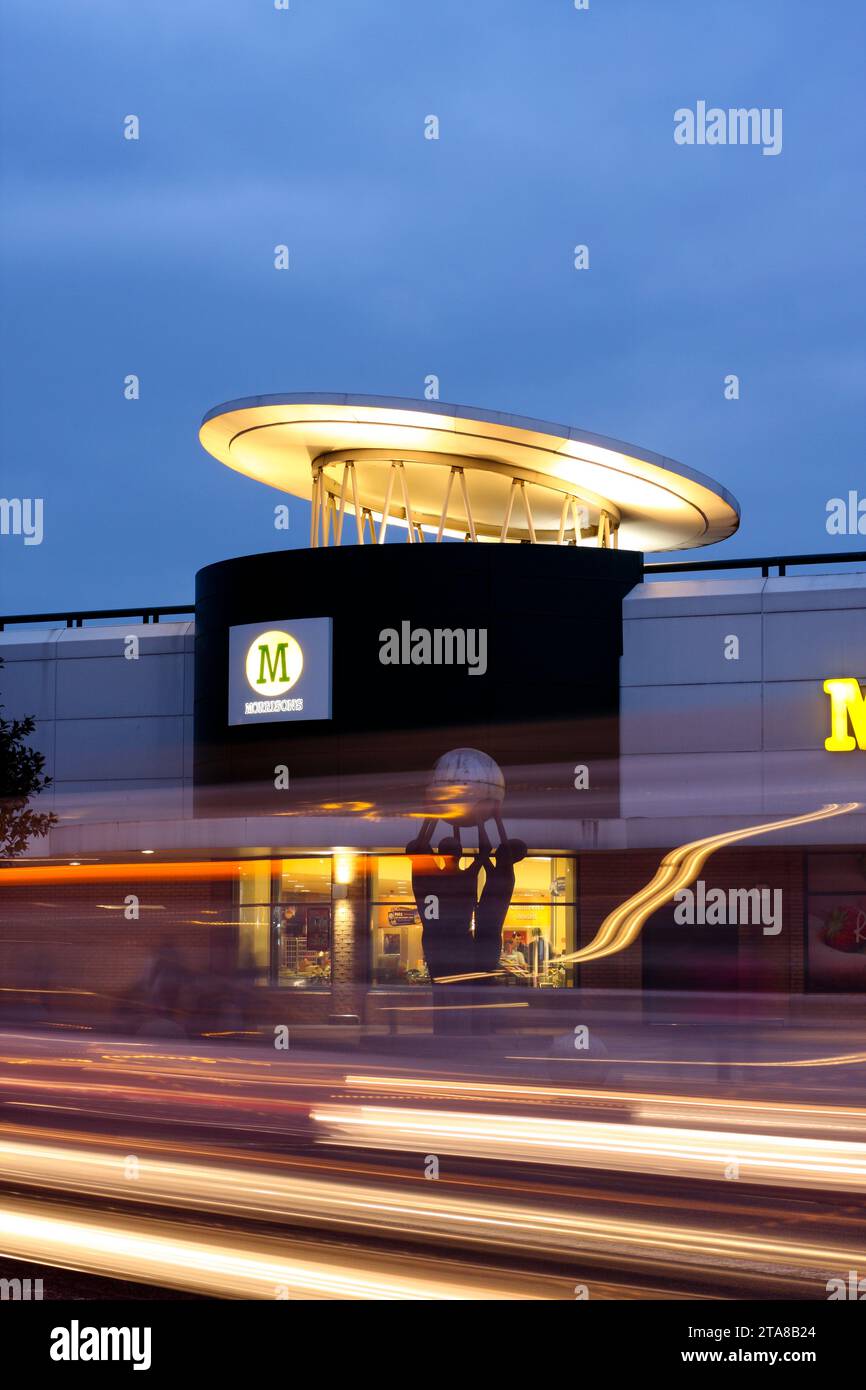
[427,747,505,827]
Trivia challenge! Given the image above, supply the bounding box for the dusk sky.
[1,0,864,612]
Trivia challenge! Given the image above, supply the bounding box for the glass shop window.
[806,853,866,993]
[237,857,333,988]
[370,853,576,987]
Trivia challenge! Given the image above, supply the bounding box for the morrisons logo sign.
[228,617,332,725]
[245,629,304,696]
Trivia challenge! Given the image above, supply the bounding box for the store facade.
[233,851,577,992]
[3,395,866,1027]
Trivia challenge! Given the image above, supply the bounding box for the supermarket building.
[2,395,866,1024]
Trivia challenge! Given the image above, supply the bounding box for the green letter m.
[257,642,289,685]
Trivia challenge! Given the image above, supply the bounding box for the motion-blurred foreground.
[1,986,864,1299]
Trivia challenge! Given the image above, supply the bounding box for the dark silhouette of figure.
[406,805,530,1035]
[406,814,527,985]
[406,820,483,981]
[474,824,527,975]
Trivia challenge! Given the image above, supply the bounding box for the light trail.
[0,860,249,887]
[343,1074,866,1134]
[436,802,858,981]
[312,1104,866,1190]
[558,802,858,966]
[0,1138,862,1293]
[527,1050,866,1070]
[378,1002,528,1013]
[0,1198,542,1300]
[0,1070,308,1116]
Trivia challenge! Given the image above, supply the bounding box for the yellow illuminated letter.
[824,677,866,751]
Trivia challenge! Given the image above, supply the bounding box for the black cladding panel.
[193,544,641,821]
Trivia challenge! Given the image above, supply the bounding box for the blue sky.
[1,0,864,612]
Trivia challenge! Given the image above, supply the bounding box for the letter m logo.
[824,678,866,751]
[257,642,288,686]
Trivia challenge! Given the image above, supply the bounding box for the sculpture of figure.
[474,819,527,975]
[405,819,483,981]
[406,788,527,987]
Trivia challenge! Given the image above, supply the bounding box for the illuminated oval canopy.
[199,393,739,552]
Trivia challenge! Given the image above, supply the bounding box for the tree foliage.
[0,656,57,857]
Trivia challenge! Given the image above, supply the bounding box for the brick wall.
[577,847,805,993]
[0,876,234,1023]
[577,851,654,990]
[330,864,370,1020]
